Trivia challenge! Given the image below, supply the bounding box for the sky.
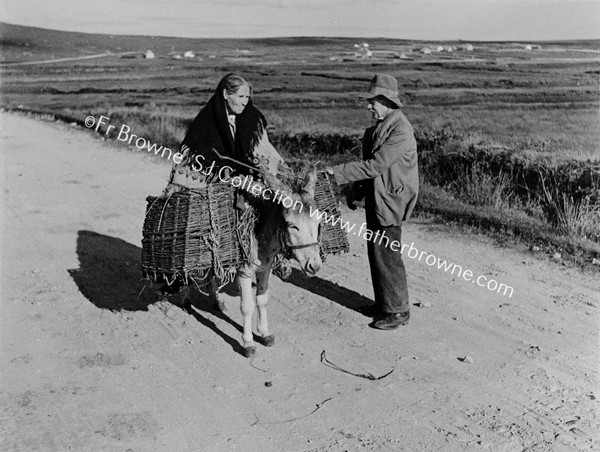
[2,0,599,41]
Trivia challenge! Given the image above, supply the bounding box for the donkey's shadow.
[68,230,251,355]
[68,230,152,311]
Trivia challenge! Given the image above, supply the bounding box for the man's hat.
[358,73,403,107]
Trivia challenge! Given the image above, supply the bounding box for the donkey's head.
[262,167,322,276]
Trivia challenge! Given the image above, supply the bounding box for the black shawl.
[179,76,266,176]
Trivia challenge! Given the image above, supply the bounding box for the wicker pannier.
[141,170,348,285]
[313,171,349,257]
[141,183,249,284]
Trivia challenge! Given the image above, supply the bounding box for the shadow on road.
[283,267,372,312]
[68,230,255,357]
[68,230,153,311]
[69,231,371,355]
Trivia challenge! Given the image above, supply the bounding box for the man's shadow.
[283,267,372,312]
[69,231,370,356]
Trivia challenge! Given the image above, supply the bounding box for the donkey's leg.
[238,272,257,358]
[180,284,191,308]
[255,268,275,347]
[208,272,226,312]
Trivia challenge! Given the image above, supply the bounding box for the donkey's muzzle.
[303,257,322,276]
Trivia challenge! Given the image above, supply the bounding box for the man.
[326,74,419,330]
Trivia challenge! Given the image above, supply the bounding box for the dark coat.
[332,109,419,226]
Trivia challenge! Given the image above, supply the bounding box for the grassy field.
[2,23,599,264]
[2,23,599,157]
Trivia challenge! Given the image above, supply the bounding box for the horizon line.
[2,22,600,44]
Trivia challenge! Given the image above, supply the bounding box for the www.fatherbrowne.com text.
[85,115,514,299]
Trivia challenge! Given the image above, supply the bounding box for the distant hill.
[0,22,263,62]
[2,22,599,64]
[0,23,403,63]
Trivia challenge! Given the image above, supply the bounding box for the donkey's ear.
[300,166,317,198]
[261,169,289,194]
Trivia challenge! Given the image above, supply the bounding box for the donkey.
[184,167,323,358]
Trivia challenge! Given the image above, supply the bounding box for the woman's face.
[224,85,251,115]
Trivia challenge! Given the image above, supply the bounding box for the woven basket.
[314,171,350,257]
[141,171,348,285]
[141,183,245,284]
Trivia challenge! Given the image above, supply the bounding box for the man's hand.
[324,166,334,175]
[340,184,357,210]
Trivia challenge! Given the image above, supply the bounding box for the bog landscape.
[1,22,599,451]
[2,23,599,263]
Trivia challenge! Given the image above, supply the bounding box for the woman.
[160,74,285,300]
[168,73,284,191]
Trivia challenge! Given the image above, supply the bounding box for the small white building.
[144,50,155,59]
[437,46,444,52]
[183,51,195,58]
[465,43,474,51]
[446,46,453,52]
[353,42,372,59]
[420,47,431,54]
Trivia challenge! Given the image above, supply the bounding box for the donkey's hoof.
[259,335,275,347]
[242,346,257,358]
[213,300,227,312]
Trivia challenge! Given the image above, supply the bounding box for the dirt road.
[1,112,598,451]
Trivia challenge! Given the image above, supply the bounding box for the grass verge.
[415,184,600,271]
